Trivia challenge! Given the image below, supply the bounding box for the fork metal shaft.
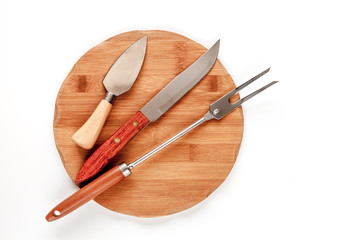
[128,117,208,169]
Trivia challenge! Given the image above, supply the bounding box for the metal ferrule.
[118,162,131,177]
[103,92,116,104]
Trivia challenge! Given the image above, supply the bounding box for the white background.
[1,0,360,239]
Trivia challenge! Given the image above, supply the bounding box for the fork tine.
[235,67,271,92]
[208,69,277,120]
[233,81,278,108]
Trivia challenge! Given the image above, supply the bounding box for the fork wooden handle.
[46,164,130,222]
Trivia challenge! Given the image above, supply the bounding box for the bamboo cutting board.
[54,30,244,217]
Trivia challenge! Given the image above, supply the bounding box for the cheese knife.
[75,40,220,183]
[72,36,147,149]
[46,68,277,222]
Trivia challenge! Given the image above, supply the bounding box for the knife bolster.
[103,92,116,104]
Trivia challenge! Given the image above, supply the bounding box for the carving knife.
[72,36,148,149]
[46,68,278,222]
[75,40,220,183]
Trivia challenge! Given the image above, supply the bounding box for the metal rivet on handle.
[133,121,139,127]
[114,137,120,143]
[212,109,220,116]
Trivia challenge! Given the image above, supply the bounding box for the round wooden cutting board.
[54,30,244,217]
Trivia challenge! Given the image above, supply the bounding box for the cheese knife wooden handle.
[72,99,113,149]
[46,163,131,222]
[75,111,149,183]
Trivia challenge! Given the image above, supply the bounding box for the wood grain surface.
[54,30,244,217]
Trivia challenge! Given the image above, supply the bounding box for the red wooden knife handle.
[75,111,149,183]
[46,164,130,222]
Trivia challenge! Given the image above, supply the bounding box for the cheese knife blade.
[103,36,147,97]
